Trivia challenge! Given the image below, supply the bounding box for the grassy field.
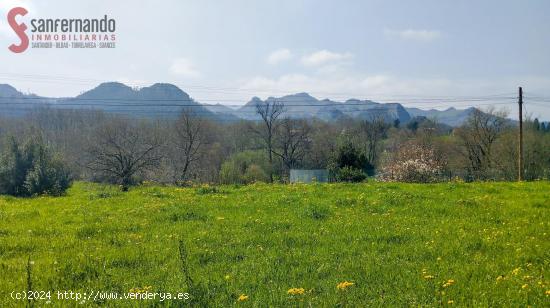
[0,181,549,307]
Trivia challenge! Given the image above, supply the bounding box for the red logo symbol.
[7,7,29,53]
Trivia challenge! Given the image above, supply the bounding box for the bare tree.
[455,108,508,179]
[251,101,285,182]
[171,109,205,183]
[86,119,163,191]
[360,116,389,170]
[273,118,311,173]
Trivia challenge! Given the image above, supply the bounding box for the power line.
[0,94,514,103]
[0,99,515,109]
[0,72,519,101]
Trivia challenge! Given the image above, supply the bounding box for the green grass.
[0,181,549,306]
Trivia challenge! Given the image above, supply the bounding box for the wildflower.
[423,275,435,280]
[287,288,305,295]
[224,275,231,280]
[447,300,454,304]
[237,294,248,302]
[512,267,521,275]
[336,281,354,290]
[442,279,455,288]
[522,284,528,289]
[436,257,442,261]
[496,275,505,282]
[545,290,550,296]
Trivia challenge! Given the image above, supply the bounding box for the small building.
[289,169,329,183]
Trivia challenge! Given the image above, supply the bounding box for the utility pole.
[518,87,523,182]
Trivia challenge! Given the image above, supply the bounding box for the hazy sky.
[0,0,549,119]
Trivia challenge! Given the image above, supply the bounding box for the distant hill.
[62,82,219,119]
[406,106,476,127]
[237,94,411,124]
[0,84,52,117]
[237,93,331,120]
[0,83,491,126]
[202,103,241,122]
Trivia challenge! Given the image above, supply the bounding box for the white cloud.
[0,0,34,11]
[267,48,292,65]
[385,29,441,42]
[301,50,353,67]
[170,58,200,78]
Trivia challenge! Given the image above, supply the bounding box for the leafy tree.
[329,140,368,182]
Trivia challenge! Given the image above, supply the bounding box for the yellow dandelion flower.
[512,268,521,275]
[521,284,528,289]
[287,288,305,295]
[224,275,231,280]
[448,300,454,304]
[496,275,505,282]
[545,290,550,296]
[336,281,354,290]
[237,294,249,301]
[424,275,435,280]
[442,279,455,288]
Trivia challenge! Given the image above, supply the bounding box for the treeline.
[0,103,549,194]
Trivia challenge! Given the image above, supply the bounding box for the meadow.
[0,181,549,307]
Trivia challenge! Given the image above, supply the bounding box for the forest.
[1,102,549,195]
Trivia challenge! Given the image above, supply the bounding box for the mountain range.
[0,82,479,126]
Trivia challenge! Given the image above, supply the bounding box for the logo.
[6,7,117,53]
[7,7,29,53]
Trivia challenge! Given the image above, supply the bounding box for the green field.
[0,182,549,307]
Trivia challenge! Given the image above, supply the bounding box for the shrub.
[219,151,270,184]
[0,137,72,197]
[334,166,367,183]
[243,164,269,183]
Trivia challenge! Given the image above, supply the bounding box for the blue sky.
[1,0,549,119]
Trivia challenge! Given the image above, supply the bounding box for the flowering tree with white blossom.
[379,142,444,183]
